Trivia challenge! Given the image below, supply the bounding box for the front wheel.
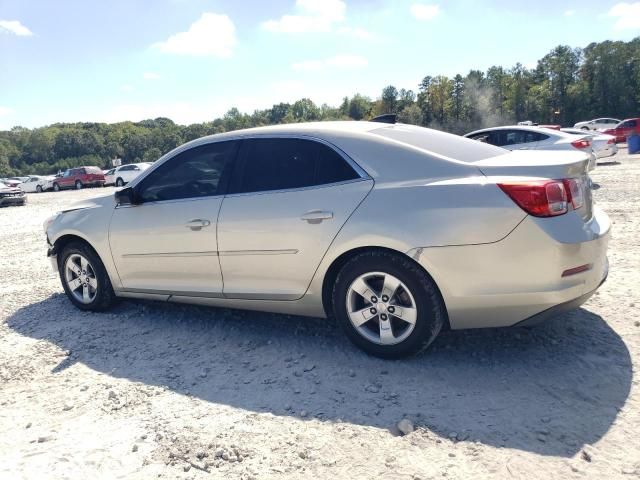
[53,183,60,192]
[116,178,124,187]
[75,180,83,189]
[332,251,446,358]
[58,242,115,311]
[36,185,43,193]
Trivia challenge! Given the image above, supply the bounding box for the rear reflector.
[562,264,592,277]
[498,180,568,217]
[571,139,591,149]
[563,178,584,210]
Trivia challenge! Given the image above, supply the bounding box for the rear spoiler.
[371,114,397,124]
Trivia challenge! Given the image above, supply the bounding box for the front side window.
[232,138,359,194]
[137,141,238,203]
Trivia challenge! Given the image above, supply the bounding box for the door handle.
[300,210,333,224]
[185,219,211,231]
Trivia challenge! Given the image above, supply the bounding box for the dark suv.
[52,167,105,191]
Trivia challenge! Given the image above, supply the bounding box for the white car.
[110,163,152,187]
[104,168,117,186]
[561,128,618,159]
[464,126,597,171]
[19,175,55,193]
[574,118,620,131]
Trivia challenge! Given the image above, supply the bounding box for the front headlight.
[43,212,60,234]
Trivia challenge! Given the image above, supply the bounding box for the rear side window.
[137,141,239,202]
[232,138,359,194]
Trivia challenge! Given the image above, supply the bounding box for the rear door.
[217,137,373,300]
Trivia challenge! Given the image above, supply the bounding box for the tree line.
[1,37,638,177]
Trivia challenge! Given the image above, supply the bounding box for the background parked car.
[602,118,640,143]
[0,181,27,207]
[2,177,28,187]
[561,128,618,159]
[19,175,55,193]
[52,167,105,191]
[111,162,152,187]
[104,168,116,186]
[574,118,620,131]
[464,126,597,170]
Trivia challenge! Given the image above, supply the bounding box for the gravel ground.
[1,150,639,479]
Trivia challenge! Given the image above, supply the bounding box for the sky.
[0,0,639,130]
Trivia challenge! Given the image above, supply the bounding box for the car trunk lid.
[473,150,593,221]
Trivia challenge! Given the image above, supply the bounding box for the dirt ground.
[1,149,639,480]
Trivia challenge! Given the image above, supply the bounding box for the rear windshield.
[85,167,103,174]
[371,124,507,163]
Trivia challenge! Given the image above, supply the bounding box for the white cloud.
[410,4,440,21]
[143,72,161,80]
[120,85,134,92]
[0,20,33,36]
[564,9,576,16]
[608,2,640,30]
[153,12,236,57]
[0,106,13,116]
[263,0,346,33]
[337,26,374,40]
[292,54,368,71]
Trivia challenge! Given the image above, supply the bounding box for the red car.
[52,166,105,191]
[602,118,640,143]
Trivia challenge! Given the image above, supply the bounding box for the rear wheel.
[75,180,83,189]
[332,251,445,358]
[581,126,589,130]
[58,242,115,311]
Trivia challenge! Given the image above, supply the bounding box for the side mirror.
[115,186,139,206]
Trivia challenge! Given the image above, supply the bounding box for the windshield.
[372,124,508,162]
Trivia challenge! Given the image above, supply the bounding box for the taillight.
[571,139,591,149]
[563,178,583,210]
[607,138,615,144]
[498,180,568,217]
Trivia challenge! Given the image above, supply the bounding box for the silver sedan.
[44,121,610,358]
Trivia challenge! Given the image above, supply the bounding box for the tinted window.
[488,130,547,147]
[137,141,238,203]
[233,138,359,194]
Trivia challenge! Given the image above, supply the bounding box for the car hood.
[0,186,22,194]
[60,193,115,213]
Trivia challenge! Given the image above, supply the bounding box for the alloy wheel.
[346,271,417,345]
[64,254,98,304]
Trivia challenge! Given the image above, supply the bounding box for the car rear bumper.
[409,207,610,329]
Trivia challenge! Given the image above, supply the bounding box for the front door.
[109,141,239,295]
[217,137,373,300]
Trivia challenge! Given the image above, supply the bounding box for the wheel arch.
[53,233,100,261]
[321,245,450,329]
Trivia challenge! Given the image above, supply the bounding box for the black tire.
[75,180,83,190]
[116,178,124,187]
[332,250,445,358]
[53,183,60,192]
[58,241,116,311]
[581,126,589,131]
[36,185,43,193]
